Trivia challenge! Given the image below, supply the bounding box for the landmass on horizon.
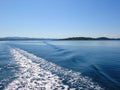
[0,37,120,41]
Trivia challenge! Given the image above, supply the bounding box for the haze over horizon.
[0,0,120,38]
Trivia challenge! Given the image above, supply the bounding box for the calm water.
[0,40,120,90]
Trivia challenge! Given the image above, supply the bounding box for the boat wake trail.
[5,48,103,90]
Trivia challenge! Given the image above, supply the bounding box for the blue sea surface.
[0,40,120,90]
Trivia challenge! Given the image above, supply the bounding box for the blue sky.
[0,0,120,38]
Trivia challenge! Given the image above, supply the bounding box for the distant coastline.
[0,37,120,41]
[60,37,120,40]
[0,37,54,41]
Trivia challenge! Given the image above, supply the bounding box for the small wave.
[43,42,65,52]
[91,65,120,88]
[5,48,103,90]
[43,42,72,56]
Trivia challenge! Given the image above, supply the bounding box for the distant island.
[61,37,120,40]
[0,37,120,41]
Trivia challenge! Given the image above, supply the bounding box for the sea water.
[0,40,120,90]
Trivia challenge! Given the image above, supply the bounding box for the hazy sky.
[0,0,120,38]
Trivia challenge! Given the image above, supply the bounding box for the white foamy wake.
[5,48,69,90]
[5,48,103,90]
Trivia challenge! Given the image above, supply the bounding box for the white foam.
[5,48,68,90]
[5,48,103,90]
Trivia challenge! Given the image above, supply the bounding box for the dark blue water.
[0,40,120,90]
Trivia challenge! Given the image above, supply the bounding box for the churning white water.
[5,48,103,90]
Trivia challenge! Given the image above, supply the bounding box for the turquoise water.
[0,40,120,90]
